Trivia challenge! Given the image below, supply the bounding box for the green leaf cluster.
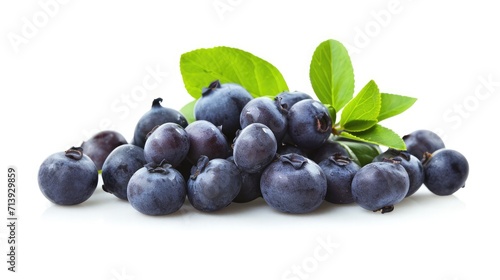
[178,39,417,164]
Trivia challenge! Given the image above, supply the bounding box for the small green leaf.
[343,119,377,132]
[340,124,406,150]
[378,93,417,121]
[309,39,354,110]
[180,46,288,98]
[340,80,381,128]
[336,138,381,166]
[324,104,337,125]
[179,99,197,124]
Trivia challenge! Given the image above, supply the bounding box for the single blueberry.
[260,153,327,214]
[38,147,98,205]
[319,154,360,204]
[187,156,242,212]
[403,129,445,160]
[233,123,277,174]
[351,159,409,213]
[287,99,332,150]
[127,161,186,215]
[422,148,469,196]
[102,144,146,200]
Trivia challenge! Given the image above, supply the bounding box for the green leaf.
[378,93,417,121]
[179,99,197,124]
[336,138,381,166]
[340,80,381,128]
[309,39,354,110]
[180,46,288,98]
[340,124,406,150]
[342,119,377,132]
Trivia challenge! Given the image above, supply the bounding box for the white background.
[1,1,498,279]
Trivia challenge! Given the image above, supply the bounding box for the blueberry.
[310,138,349,164]
[373,149,424,197]
[227,156,262,203]
[240,97,288,142]
[81,130,127,170]
[233,123,277,174]
[143,123,190,167]
[127,161,186,215]
[319,154,360,204]
[185,120,230,164]
[187,156,242,212]
[38,147,98,205]
[351,159,409,213]
[422,149,469,196]
[403,129,445,160]
[260,153,327,214]
[132,98,188,148]
[275,91,313,110]
[287,99,332,150]
[102,144,146,200]
[194,80,253,140]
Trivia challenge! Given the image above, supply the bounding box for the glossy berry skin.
[260,153,327,214]
[373,149,424,197]
[81,130,127,170]
[194,80,252,140]
[311,139,349,164]
[132,98,188,148]
[227,156,262,203]
[144,123,190,167]
[187,156,242,212]
[287,99,332,150]
[185,120,230,164]
[423,149,469,196]
[127,162,186,215]
[351,160,409,213]
[240,97,288,142]
[403,130,445,160]
[233,123,277,174]
[38,147,98,205]
[102,144,146,200]
[319,154,360,204]
[275,91,312,110]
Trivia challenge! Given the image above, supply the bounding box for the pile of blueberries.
[38,80,470,215]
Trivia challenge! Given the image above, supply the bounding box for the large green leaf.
[309,39,354,110]
[340,124,406,150]
[340,80,381,128]
[180,46,288,98]
[378,93,417,121]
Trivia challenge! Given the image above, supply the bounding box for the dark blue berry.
[260,153,327,214]
[185,120,230,164]
[132,98,188,148]
[81,130,127,170]
[423,149,469,196]
[403,129,445,160]
[240,97,288,142]
[287,99,332,150]
[102,144,146,200]
[38,147,98,205]
[187,156,242,212]
[310,139,349,164]
[194,80,252,139]
[319,154,360,204]
[351,159,409,213]
[233,123,277,174]
[373,149,424,197]
[144,123,190,167]
[127,161,186,215]
[275,91,313,110]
